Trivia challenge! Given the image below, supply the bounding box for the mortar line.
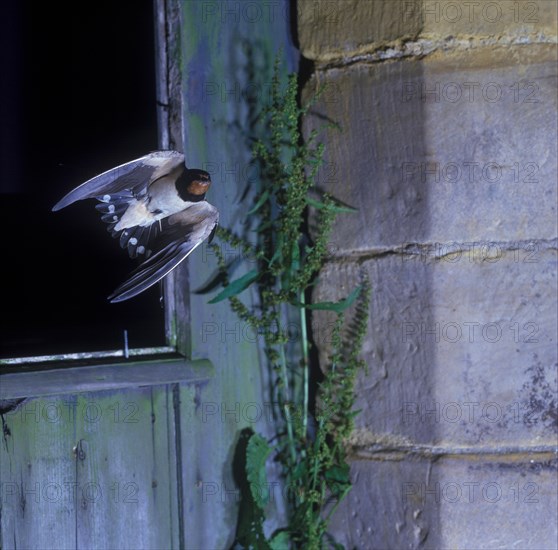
[349,443,557,461]
[322,238,558,263]
[312,34,558,72]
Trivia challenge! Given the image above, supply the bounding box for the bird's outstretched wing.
[52,151,185,211]
[108,201,219,302]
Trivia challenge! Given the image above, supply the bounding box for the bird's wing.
[52,151,185,211]
[108,201,219,302]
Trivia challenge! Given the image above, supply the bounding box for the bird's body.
[53,151,219,302]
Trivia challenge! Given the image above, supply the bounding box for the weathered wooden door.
[1,360,212,549]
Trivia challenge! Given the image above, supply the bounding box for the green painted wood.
[171,1,298,547]
[1,396,76,549]
[0,358,213,400]
[73,389,177,549]
[0,355,213,549]
[0,386,196,549]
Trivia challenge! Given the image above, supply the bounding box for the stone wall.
[299,1,557,548]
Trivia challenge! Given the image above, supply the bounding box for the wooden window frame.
[0,0,199,399]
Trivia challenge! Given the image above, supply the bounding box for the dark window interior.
[1,1,166,358]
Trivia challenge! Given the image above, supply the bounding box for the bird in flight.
[53,151,219,302]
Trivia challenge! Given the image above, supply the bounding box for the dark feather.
[118,224,159,259]
[109,202,219,302]
[52,151,184,211]
[94,192,159,258]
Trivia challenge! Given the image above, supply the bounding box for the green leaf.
[247,189,270,215]
[325,463,350,484]
[269,233,284,267]
[208,269,260,304]
[246,433,272,510]
[325,463,351,498]
[269,531,290,550]
[290,457,308,483]
[306,196,356,214]
[302,285,362,313]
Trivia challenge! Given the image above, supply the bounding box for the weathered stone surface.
[421,0,558,41]
[312,250,557,448]
[297,0,558,62]
[297,0,422,61]
[326,456,437,549]
[299,3,558,550]
[328,456,558,550]
[304,45,558,252]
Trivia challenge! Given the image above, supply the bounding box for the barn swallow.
[53,151,219,302]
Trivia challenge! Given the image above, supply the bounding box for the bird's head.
[177,169,212,200]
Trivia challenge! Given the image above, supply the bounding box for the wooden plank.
[0,358,213,400]
[0,395,77,549]
[73,388,177,549]
[0,385,194,550]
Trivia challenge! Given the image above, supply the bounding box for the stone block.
[327,456,558,549]
[312,249,557,448]
[420,0,558,41]
[297,0,422,61]
[303,45,557,251]
[326,456,436,549]
[297,0,558,62]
